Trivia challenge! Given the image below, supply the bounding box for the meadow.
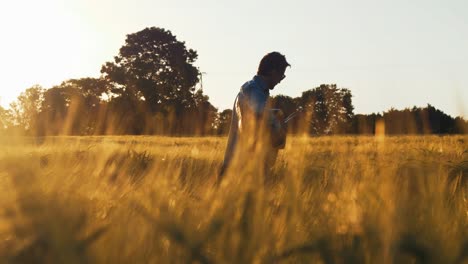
[0,135,466,263]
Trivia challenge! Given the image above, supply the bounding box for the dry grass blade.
[271,238,333,264]
[395,234,431,264]
[1,135,465,263]
[77,226,109,253]
[455,240,468,264]
[132,202,214,264]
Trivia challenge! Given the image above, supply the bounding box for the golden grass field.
[0,135,466,263]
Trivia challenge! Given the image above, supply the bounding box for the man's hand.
[268,109,287,149]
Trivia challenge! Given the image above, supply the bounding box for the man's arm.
[244,87,286,149]
[239,86,275,148]
[244,87,268,120]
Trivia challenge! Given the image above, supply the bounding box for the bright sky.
[1,0,467,117]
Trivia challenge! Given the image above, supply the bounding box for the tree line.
[0,27,466,136]
[269,91,467,135]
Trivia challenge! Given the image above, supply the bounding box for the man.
[218,52,290,183]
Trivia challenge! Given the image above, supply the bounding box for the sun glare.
[0,1,96,108]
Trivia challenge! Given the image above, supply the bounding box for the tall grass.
[0,135,466,263]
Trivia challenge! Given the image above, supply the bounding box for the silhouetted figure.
[218,52,290,184]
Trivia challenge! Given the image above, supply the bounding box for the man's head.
[257,52,290,90]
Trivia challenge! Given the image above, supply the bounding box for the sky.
[0,0,467,117]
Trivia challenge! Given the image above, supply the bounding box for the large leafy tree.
[38,78,108,135]
[300,84,354,134]
[101,27,200,114]
[39,84,84,135]
[63,78,109,109]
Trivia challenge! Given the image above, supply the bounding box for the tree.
[58,78,109,134]
[192,89,217,135]
[270,95,300,133]
[454,117,468,134]
[101,27,200,114]
[350,113,382,134]
[382,104,458,135]
[0,105,11,131]
[10,85,45,134]
[216,109,233,135]
[299,84,354,134]
[63,78,109,108]
[39,84,85,135]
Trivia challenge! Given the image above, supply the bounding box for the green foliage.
[271,84,355,135]
[36,78,109,135]
[98,27,217,135]
[101,27,200,114]
[2,25,466,136]
[215,109,233,135]
[8,85,45,133]
[3,27,217,136]
[300,84,354,134]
